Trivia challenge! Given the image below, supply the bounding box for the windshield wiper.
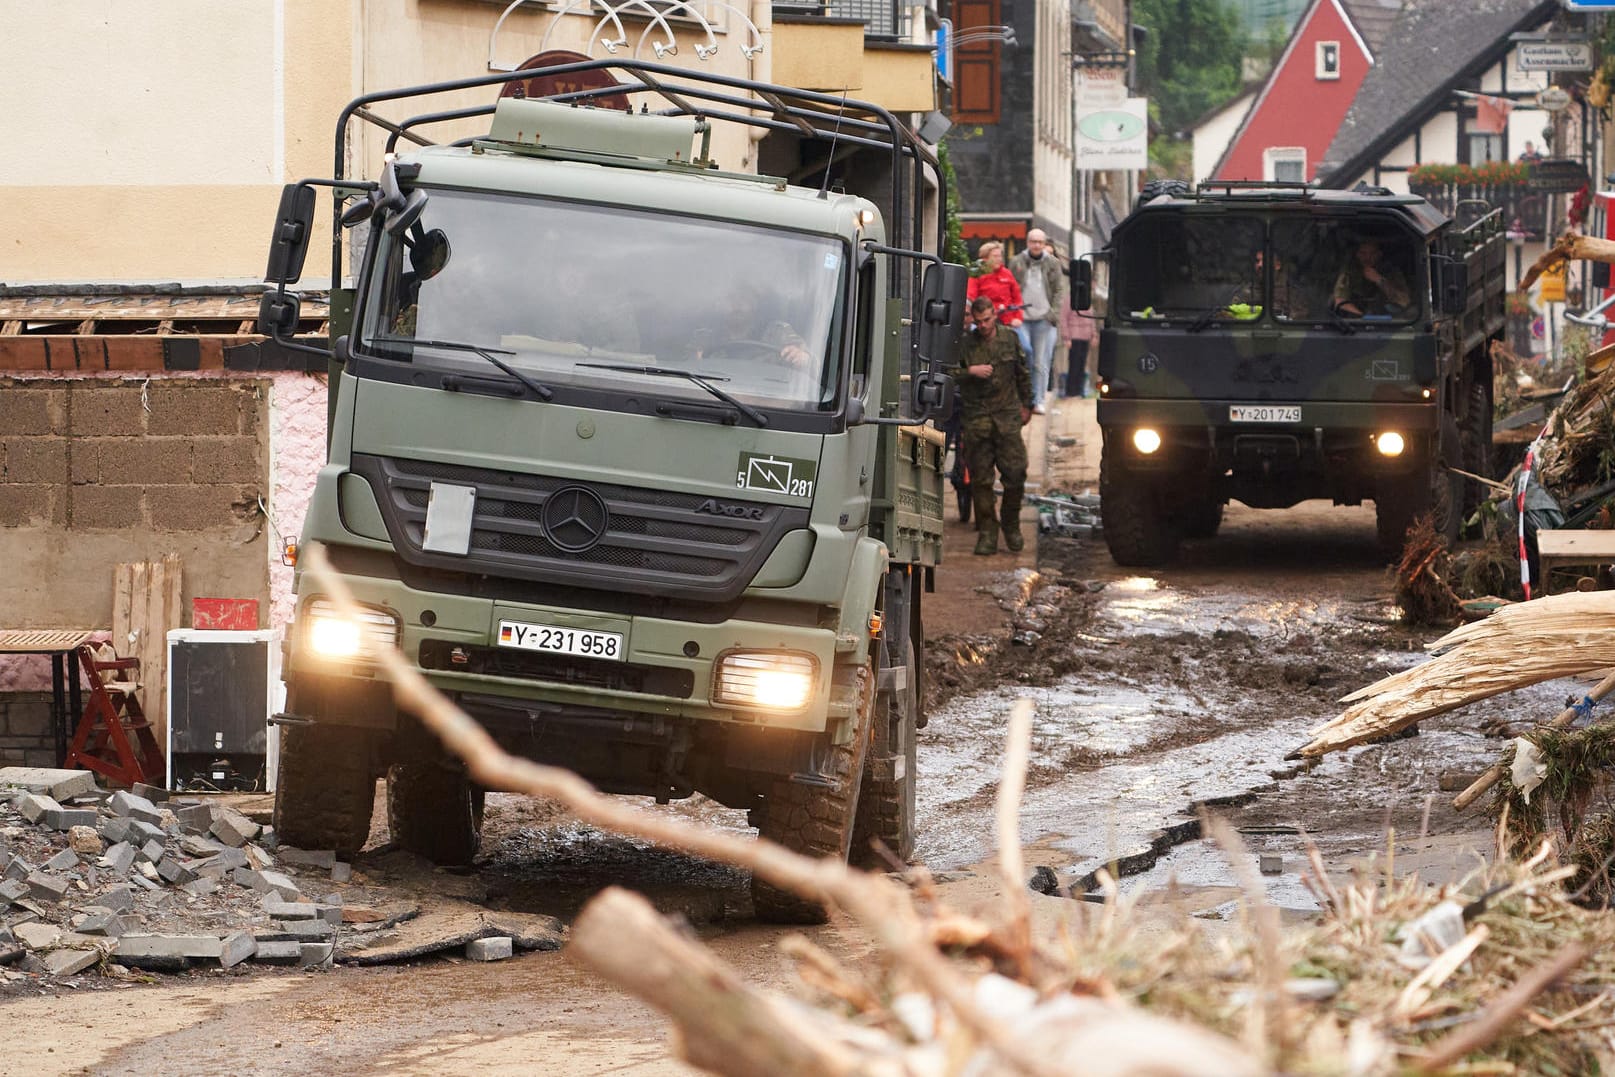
[1185,306,1228,334]
[372,336,553,400]
[578,363,768,428]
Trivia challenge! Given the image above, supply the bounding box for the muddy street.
[4,499,1585,1076]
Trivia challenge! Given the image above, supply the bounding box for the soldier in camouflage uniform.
[956,296,1033,555]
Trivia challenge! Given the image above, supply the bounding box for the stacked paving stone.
[0,767,369,980]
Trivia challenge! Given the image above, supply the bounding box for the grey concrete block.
[43,946,103,977]
[209,810,259,848]
[466,936,513,962]
[128,821,167,845]
[14,792,59,824]
[277,847,336,870]
[96,885,134,913]
[155,856,196,886]
[252,940,301,964]
[137,840,165,865]
[116,934,224,961]
[182,877,219,897]
[129,874,159,892]
[97,817,133,845]
[130,782,169,804]
[219,930,255,969]
[101,842,136,875]
[233,867,268,892]
[108,790,164,826]
[174,803,214,835]
[76,910,127,938]
[0,767,96,801]
[261,919,333,942]
[330,862,352,884]
[43,808,98,831]
[257,870,301,900]
[0,849,11,874]
[3,857,30,882]
[297,942,334,968]
[13,922,60,949]
[1258,854,1284,876]
[198,847,248,874]
[262,899,320,920]
[42,849,78,872]
[0,880,28,905]
[179,834,224,858]
[25,872,70,902]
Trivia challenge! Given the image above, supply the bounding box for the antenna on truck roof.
[818,88,850,200]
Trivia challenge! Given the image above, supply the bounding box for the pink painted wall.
[1217,0,1371,182]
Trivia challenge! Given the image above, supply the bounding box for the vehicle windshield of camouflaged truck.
[256,61,966,926]
[1077,182,1505,568]
[365,193,846,416]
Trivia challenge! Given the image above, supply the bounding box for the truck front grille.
[351,454,810,602]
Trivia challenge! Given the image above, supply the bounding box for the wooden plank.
[113,557,183,765]
[1535,530,1615,558]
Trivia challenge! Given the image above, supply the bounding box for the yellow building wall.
[0,0,355,283]
[859,48,936,114]
[771,20,865,93]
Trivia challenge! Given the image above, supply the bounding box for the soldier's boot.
[1000,491,1025,553]
[973,521,999,556]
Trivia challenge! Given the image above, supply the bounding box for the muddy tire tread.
[852,640,917,868]
[272,724,377,858]
[387,762,485,866]
[752,667,873,924]
[1101,444,1179,566]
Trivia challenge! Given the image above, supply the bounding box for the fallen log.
[1519,231,1615,292]
[1295,590,1615,758]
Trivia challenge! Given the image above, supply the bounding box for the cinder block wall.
[0,692,53,768]
[0,377,271,719]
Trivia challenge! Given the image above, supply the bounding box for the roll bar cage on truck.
[257,59,967,923]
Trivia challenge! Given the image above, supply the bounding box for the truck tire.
[752,666,874,924]
[273,723,377,858]
[852,639,917,868]
[1179,497,1224,540]
[1135,178,1191,211]
[387,761,485,865]
[1101,444,1180,566]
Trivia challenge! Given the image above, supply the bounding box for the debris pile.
[0,767,555,983]
[1028,491,1103,541]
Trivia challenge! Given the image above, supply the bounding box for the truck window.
[359,188,848,413]
[1271,219,1421,325]
[1114,215,1264,321]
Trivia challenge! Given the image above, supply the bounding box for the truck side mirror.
[1070,258,1093,311]
[1439,260,1469,316]
[917,262,968,372]
[378,160,429,236]
[257,291,302,338]
[264,184,317,284]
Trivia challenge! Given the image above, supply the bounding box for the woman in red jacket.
[967,241,1030,357]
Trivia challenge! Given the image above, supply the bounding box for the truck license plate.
[498,620,624,661]
[1229,405,1301,423]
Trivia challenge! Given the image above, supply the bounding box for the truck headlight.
[713,651,817,712]
[1375,431,1406,457]
[1132,427,1162,454]
[304,598,400,659]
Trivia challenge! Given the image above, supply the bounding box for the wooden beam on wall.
[113,554,183,768]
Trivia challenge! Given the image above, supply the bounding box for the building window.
[1316,41,1340,80]
[1467,132,1503,165]
[1265,147,1307,183]
[953,0,1001,124]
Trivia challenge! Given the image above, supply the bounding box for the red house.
[1209,0,1400,183]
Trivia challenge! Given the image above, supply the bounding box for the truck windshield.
[1115,215,1264,321]
[1270,218,1421,325]
[358,188,846,412]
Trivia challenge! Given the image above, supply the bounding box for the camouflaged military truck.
[1071,181,1506,565]
[254,60,966,922]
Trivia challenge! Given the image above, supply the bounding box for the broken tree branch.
[1452,666,1615,811]
[1519,232,1615,293]
[1412,943,1589,1073]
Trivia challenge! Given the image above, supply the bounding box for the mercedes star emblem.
[541,485,610,553]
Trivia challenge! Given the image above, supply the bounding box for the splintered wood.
[1298,590,1615,759]
[112,555,182,751]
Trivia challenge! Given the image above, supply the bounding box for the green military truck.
[255,60,966,922]
[1072,181,1506,565]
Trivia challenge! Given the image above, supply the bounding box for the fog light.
[1375,431,1406,457]
[1099,382,1110,395]
[713,651,817,712]
[1421,388,1432,399]
[1132,427,1162,454]
[304,598,400,660]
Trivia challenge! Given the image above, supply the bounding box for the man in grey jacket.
[1009,229,1067,413]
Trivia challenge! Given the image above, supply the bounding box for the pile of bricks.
[0,766,400,980]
